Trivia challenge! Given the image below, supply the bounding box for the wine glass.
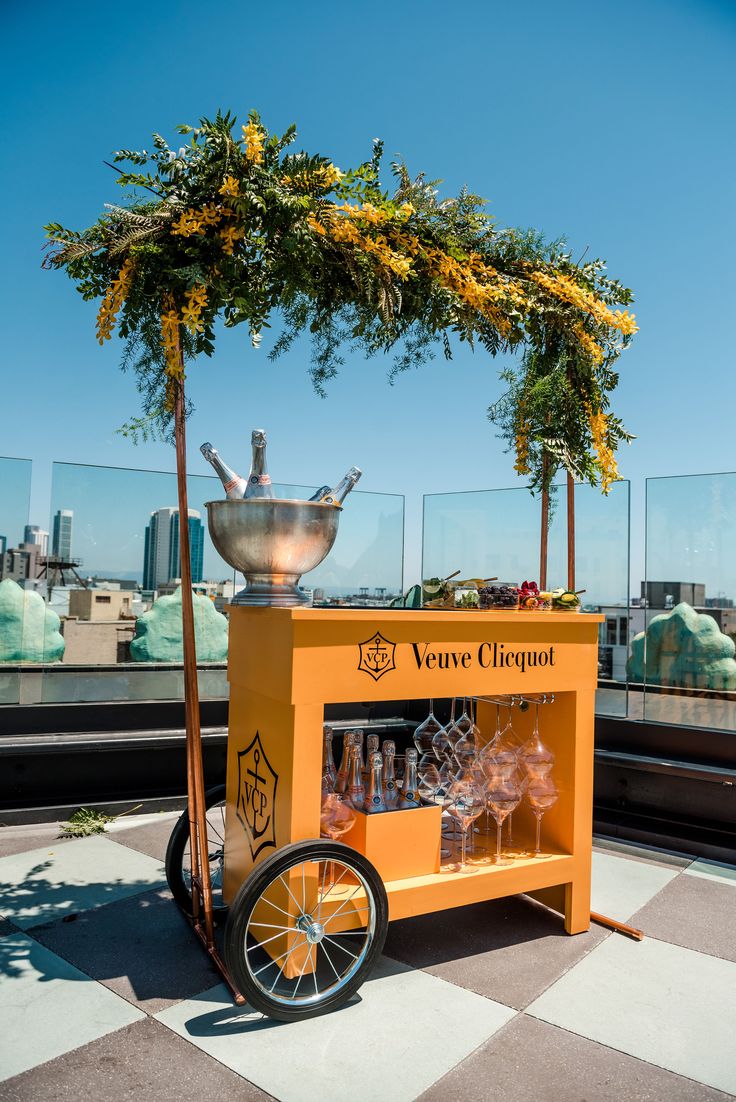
[320,792,357,889]
[444,698,464,751]
[527,777,558,858]
[446,775,485,870]
[485,775,522,866]
[520,702,555,781]
[414,700,443,754]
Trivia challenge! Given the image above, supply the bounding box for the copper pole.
[567,471,575,591]
[539,454,550,590]
[591,911,644,941]
[173,349,215,947]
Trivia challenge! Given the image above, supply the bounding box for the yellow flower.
[219,175,240,197]
[219,224,245,255]
[573,324,605,365]
[587,403,619,493]
[160,296,183,383]
[96,257,136,345]
[243,121,264,165]
[180,284,208,333]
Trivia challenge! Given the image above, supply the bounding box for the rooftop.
[1,813,733,1100]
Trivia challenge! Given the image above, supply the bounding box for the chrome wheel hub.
[297,913,325,944]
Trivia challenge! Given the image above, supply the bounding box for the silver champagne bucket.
[205,498,341,606]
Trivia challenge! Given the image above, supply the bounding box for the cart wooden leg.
[527,879,591,934]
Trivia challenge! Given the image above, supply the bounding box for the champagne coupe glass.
[485,775,522,865]
[446,775,485,870]
[528,776,558,858]
[319,792,357,889]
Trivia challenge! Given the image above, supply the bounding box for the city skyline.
[142,507,204,591]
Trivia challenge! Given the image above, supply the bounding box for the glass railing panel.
[642,473,736,730]
[422,482,630,716]
[0,456,33,704]
[11,463,404,704]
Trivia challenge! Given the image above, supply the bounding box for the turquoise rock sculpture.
[627,602,736,690]
[0,578,65,662]
[130,586,228,663]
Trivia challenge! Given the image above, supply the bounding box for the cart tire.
[224,839,388,1021]
[165,784,228,923]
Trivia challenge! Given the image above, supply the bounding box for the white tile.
[528,934,736,1095]
[685,858,736,886]
[156,956,515,1102]
[591,850,679,921]
[0,835,166,928]
[0,931,144,1081]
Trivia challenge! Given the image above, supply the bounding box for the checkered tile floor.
[0,815,734,1101]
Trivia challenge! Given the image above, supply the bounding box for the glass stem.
[535,813,542,856]
[496,819,502,863]
[461,825,467,869]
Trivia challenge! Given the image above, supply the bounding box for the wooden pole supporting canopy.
[539,454,550,590]
[567,471,576,592]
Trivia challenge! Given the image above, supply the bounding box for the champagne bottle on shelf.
[362,734,379,783]
[245,429,274,499]
[382,740,399,808]
[199,442,247,499]
[335,731,352,795]
[323,724,337,790]
[352,729,365,777]
[398,748,421,809]
[313,466,362,506]
[365,752,388,814]
[347,744,365,811]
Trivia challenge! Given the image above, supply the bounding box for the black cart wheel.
[165,784,228,922]
[224,839,388,1021]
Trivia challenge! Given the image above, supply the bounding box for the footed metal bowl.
[205,498,340,606]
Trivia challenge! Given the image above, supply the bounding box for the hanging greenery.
[43,110,637,490]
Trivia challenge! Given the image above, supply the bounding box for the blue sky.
[1,0,734,594]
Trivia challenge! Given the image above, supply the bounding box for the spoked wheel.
[165,784,228,923]
[224,839,388,1021]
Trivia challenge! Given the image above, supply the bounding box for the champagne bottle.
[362,734,379,783]
[347,744,365,811]
[398,748,421,809]
[382,740,399,808]
[352,729,365,777]
[199,442,247,499]
[308,485,332,502]
[314,466,362,506]
[245,429,274,499]
[365,752,387,814]
[323,724,337,790]
[335,731,352,795]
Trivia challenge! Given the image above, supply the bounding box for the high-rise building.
[0,535,6,557]
[52,509,74,560]
[142,508,204,591]
[23,526,48,556]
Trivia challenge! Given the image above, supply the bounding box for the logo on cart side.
[357,631,397,681]
[236,732,278,860]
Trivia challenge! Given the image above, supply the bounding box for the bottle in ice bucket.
[382,740,399,808]
[245,429,274,498]
[347,743,366,811]
[398,748,421,809]
[199,442,247,499]
[308,485,332,502]
[365,752,388,814]
[313,466,362,506]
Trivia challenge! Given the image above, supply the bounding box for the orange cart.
[166,606,605,1021]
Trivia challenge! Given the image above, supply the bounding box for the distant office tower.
[0,535,6,556]
[23,525,48,556]
[142,508,204,590]
[52,509,74,560]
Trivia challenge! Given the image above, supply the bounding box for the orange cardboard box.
[342,802,442,882]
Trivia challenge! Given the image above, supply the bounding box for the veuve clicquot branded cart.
[165,606,631,1022]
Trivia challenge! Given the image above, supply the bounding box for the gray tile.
[108,812,181,863]
[0,1017,274,1101]
[527,934,736,1095]
[631,873,736,962]
[0,823,72,859]
[383,894,608,1009]
[419,1013,733,1102]
[0,835,166,928]
[686,858,736,887]
[31,887,219,1013]
[591,850,680,921]
[156,957,515,1102]
[0,931,144,1082]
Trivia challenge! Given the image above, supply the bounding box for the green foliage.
[60,807,113,837]
[43,109,638,490]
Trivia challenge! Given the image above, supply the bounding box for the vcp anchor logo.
[236,732,278,860]
[357,631,397,681]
